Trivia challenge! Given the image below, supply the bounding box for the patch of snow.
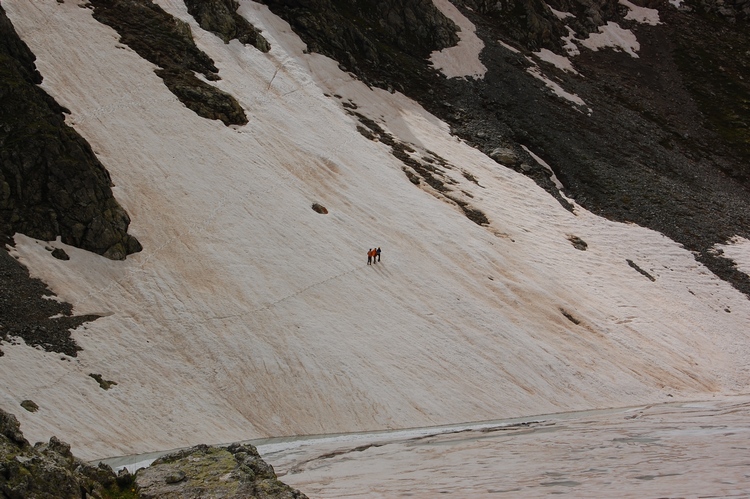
[429,0,487,79]
[521,145,565,191]
[669,0,684,7]
[526,66,590,111]
[562,26,581,56]
[581,21,640,58]
[549,6,575,19]
[497,40,520,54]
[712,236,750,277]
[533,48,578,74]
[42,295,65,303]
[620,0,661,25]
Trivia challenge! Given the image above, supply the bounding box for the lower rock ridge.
[0,408,308,499]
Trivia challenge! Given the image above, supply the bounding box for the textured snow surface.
[714,236,750,277]
[581,21,641,58]
[266,396,750,498]
[533,48,578,74]
[620,0,661,25]
[1,1,750,478]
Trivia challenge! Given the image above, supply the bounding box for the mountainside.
[258,0,750,297]
[0,0,749,488]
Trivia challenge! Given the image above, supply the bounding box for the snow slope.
[1,0,749,464]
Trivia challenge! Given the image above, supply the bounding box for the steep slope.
[259,0,750,298]
[0,0,749,466]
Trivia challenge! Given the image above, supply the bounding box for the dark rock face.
[135,443,309,499]
[89,0,249,126]
[184,0,271,51]
[257,0,459,90]
[262,0,750,299]
[458,0,575,50]
[157,68,249,126]
[0,5,142,260]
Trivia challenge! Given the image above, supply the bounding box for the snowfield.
[1,0,750,495]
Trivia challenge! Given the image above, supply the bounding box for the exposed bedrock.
[184,0,271,51]
[89,0,249,126]
[0,408,307,498]
[0,5,141,260]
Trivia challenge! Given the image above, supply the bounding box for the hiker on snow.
[376,247,381,262]
[367,248,373,265]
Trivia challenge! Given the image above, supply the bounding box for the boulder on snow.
[312,203,328,214]
[489,147,521,166]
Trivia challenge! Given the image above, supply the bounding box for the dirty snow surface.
[2,0,750,496]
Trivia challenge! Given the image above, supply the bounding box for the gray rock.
[20,399,39,412]
[489,147,521,166]
[137,443,309,499]
[1,408,306,498]
[89,0,248,126]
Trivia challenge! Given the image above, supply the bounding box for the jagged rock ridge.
[0,5,141,260]
[0,408,307,498]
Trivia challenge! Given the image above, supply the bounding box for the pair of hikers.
[367,247,381,265]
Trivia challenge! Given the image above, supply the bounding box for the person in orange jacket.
[367,248,373,265]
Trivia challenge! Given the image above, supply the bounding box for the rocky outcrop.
[157,68,249,126]
[89,0,248,126]
[257,0,460,90]
[184,0,271,52]
[0,408,308,499]
[689,0,750,19]
[136,443,308,498]
[0,409,124,498]
[456,0,573,50]
[0,5,142,260]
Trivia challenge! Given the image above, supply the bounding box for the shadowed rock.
[185,0,271,51]
[89,0,248,126]
[0,5,141,259]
